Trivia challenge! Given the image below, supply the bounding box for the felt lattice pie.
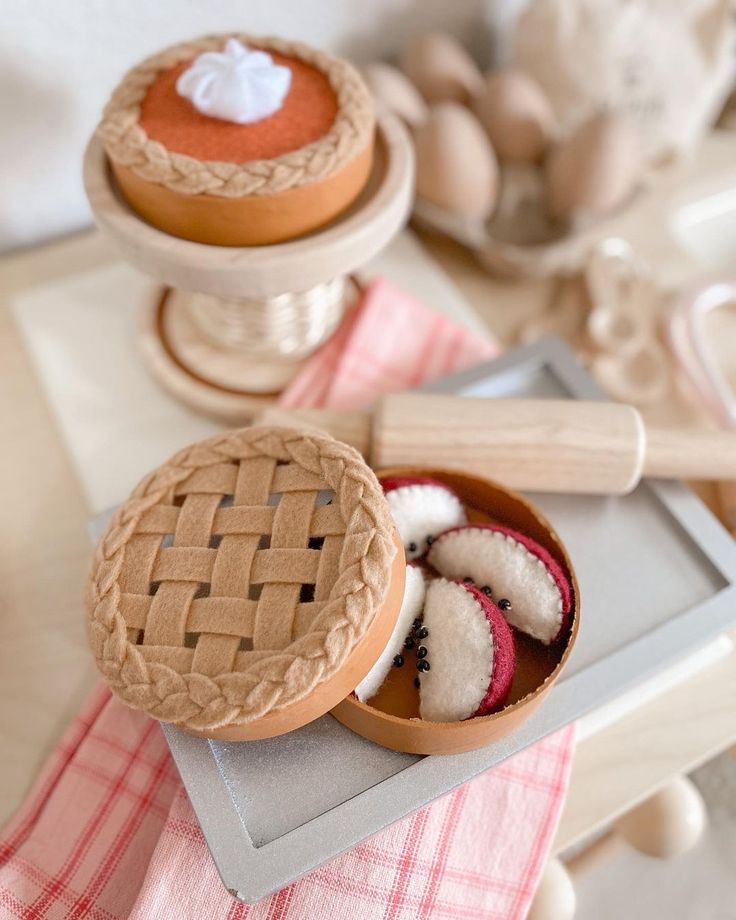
[86,427,401,737]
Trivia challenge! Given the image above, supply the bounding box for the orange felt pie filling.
[139,52,339,163]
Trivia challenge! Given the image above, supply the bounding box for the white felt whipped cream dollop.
[176,38,292,124]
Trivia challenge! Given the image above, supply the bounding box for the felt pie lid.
[86,426,405,741]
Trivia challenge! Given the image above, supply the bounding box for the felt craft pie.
[418,578,515,722]
[427,523,574,645]
[85,426,404,740]
[97,34,376,246]
[379,476,467,560]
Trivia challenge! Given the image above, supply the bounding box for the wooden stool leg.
[613,775,706,858]
[527,858,577,920]
[531,776,707,918]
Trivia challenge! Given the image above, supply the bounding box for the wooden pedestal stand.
[83,112,414,421]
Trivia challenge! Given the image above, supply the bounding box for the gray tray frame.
[94,338,736,902]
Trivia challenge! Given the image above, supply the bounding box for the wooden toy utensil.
[256,393,736,495]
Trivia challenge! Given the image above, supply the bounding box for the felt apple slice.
[418,578,515,722]
[427,524,573,645]
[354,564,427,703]
[380,477,467,560]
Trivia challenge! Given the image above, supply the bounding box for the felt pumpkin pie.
[85,426,405,740]
[97,35,376,246]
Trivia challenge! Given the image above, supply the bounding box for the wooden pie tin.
[331,467,580,755]
[111,141,374,247]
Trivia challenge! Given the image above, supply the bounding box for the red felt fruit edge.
[460,583,516,717]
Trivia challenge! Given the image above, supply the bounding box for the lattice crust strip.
[86,427,397,732]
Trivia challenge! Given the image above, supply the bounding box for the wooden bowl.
[331,467,579,754]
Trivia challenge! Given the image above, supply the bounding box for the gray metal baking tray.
[92,337,736,902]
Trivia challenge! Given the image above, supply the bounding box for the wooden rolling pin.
[255,394,736,495]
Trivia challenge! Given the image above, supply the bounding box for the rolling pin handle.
[643,427,736,481]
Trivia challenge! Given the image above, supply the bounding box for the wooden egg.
[545,111,641,221]
[363,62,428,128]
[414,102,499,221]
[527,859,576,920]
[473,69,555,162]
[400,32,483,105]
[615,776,706,858]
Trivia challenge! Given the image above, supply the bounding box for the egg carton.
[412,165,662,282]
[367,41,655,282]
[368,25,733,282]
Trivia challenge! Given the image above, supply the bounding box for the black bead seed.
[416,645,428,659]
[416,626,429,639]
[417,659,430,672]
[414,677,421,689]
[481,585,493,598]
[426,535,435,546]
[407,541,417,554]
[498,598,512,611]
[393,654,404,668]
[404,637,416,650]
[463,576,474,584]
[413,618,422,629]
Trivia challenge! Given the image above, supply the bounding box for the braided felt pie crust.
[86,427,398,734]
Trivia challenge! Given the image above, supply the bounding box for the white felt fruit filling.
[354,565,427,703]
[427,527,564,644]
[384,483,466,559]
[418,579,494,722]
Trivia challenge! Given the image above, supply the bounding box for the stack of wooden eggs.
[365,32,643,229]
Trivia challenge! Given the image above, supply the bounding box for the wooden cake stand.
[83,112,414,421]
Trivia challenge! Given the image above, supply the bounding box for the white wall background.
[0,0,499,252]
